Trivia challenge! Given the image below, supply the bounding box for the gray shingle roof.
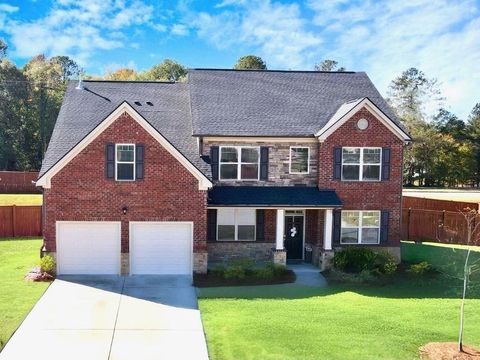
[39,81,211,178]
[40,70,405,180]
[188,69,402,136]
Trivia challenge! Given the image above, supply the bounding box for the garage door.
[56,221,121,275]
[130,222,192,275]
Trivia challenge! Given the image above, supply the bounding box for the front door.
[284,211,304,260]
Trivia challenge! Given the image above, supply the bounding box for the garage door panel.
[57,222,120,275]
[130,222,192,275]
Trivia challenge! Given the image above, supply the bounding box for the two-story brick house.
[36,69,411,275]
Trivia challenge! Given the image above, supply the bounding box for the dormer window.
[219,146,259,180]
[116,144,135,181]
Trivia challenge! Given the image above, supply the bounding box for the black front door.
[284,215,304,260]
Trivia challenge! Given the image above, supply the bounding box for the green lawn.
[0,194,42,206]
[198,278,480,360]
[0,238,49,350]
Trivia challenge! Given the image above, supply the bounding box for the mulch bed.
[24,266,54,282]
[420,342,480,359]
[193,270,296,287]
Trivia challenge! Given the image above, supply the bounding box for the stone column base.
[319,250,334,271]
[272,249,287,266]
[121,253,129,275]
[193,252,208,274]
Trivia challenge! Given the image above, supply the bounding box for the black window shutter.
[260,147,269,181]
[381,147,391,181]
[332,210,341,245]
[333,147,342,180]
[210,146,219,181]
[256,209,265,241]
[135,144,144,180]
[380,210,390,244]
[106,143,115,179]
[207,209,217,242]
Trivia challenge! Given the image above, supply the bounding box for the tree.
[140,59,187,81]
[234,55,267,70]
[314,59,345,72]
[433,108,467,141]
[51,56,80,81]
[0,39,7,58]
[467,103,480,186]
[104,68,137,81]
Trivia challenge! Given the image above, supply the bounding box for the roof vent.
[134,101,142,106]
[75,75,84,90]
[146,101,153,106]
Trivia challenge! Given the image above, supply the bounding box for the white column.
[323,209,333,250]
[275,209,285,250]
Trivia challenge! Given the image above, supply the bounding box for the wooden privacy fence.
[0,171,40,193]
[402,208,479,245]
[0,205,42,237]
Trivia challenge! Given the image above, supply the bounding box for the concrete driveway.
[0,276,209,360]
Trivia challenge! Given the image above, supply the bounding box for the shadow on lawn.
[198,275,480,301]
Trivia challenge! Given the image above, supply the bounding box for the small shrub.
[229,258,256,270]
[374,251,398,275]
[407,261,432,277]
[39,255,56,275]
[211,264,226,276]
[333,247,376,273]
[267,263,289,276]
[223,266,246,280]
[254,267,275,280]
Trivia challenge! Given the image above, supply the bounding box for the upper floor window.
[340,210,380,244]
[116,144,135,181]
[289,147,309,174]
[342,147,381,181]
[217,208,256,241]
[219,146,259,180]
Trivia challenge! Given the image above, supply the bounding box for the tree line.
[0,44,478,187]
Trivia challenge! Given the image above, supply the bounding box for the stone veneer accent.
[121,253,129,275]
[203,140,318,186]
[272,249,286,266]
[208,242,273,263]
[194,252,208,274]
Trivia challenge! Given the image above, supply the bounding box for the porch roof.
[207,186,342,208]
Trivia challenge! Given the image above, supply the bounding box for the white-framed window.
[217,208,256,241]
[342,147,381,181]
[340,210,380,244]
[116,144,135,181]
[289,147,310,174]
[219,146,259,180]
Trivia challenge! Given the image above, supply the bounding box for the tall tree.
[104,68,137,81]
[51,56,80,81]
[433,108,467,141]
[467,103,480,186]
[140,59,187,81]
[234,55,267,70]
[314,59,345,72]
[0,39,7,58]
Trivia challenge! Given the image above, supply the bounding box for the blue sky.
[0,0,479,118]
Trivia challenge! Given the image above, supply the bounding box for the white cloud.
[0,3,19,13]
[3,0,154,65]
[187,0,321,68]
[171,23,189,36]
[307,0,480,118]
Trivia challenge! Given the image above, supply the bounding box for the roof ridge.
[189,68,357,74]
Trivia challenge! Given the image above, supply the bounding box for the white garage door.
[130,222,192,275]
[56,221,121,275]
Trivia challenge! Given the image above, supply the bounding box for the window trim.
[115,143,136,181]
[219,146,260,181]
[289,146,310,174]
[340,210,380,245]
[341,147,382,181]
[216,208,257,241]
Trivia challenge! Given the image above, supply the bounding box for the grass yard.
[0,238,49,350]
[0,194,42,206]
[198,278,480,360]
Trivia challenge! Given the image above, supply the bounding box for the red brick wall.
[318,107,404,245]
[264,209,276,242]
[43,113,207,253]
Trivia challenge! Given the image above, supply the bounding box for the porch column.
[275,209,285,250]
[323,209,333,250]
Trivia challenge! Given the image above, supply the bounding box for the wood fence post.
[12,205,16,238]
[407,207,411,240]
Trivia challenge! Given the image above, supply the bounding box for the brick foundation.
[272,249,286,266]
[193,252,208,273]
[208,242,273,264]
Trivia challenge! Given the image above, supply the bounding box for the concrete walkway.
[0,276,209,360]
[288,263,327,287]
